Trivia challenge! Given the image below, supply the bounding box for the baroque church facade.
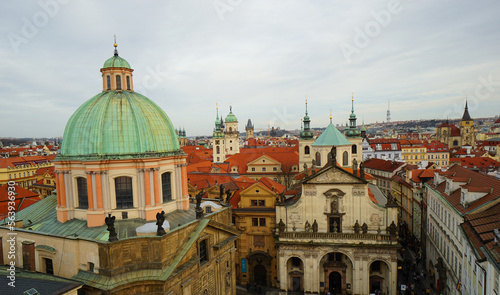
[276,150,400,294]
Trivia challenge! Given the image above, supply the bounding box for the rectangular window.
[161,172,172,202]
[199,239,208,264]
[251,167,255,172]
[262,167,266,172]
[116,75,122,90]
[252,218,259,226]
[259,218,266,226]
[273,167,277,171]
[251,200,265,206]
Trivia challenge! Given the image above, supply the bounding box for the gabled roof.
[312,122,351,146]
[450,157,500,170]
[427,165,500,214]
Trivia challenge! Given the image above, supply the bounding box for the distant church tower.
[212,106,226,163]
[345,94,363,165]
[177,127,187,147]
[224,106,240,155]
[386,99,391,123]
[298,100,315,171]
[460,100,475,147]
[245,119,254,139]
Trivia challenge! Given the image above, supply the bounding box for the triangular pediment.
[304,165,367,184]
[248,154,280,166]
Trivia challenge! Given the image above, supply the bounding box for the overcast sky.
[1,0,499,138]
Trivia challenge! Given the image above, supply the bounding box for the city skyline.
[1,0,500,137]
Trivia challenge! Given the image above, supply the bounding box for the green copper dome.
[103,55,131,69]
[58,91,181,160]
[225,110,237,123]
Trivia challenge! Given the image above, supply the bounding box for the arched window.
[304,146,310,155]
[216,146,220,154]
[115,176,133,208]
[352,144,357,154]
[229,127,232,132]
[161,172,172,202]
[343,151,348,166]
[126,76,131,90]
[315,152,321,166]
[116,75,122,90]
[453,140,458,146]
[77,177,88,209]
[106,75,111,90]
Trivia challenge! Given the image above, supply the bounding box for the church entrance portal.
[254,264,267,286]
[329,271,342,294]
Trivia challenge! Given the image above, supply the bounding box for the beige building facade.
[276,155,399,294]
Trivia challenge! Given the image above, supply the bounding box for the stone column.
[144,169,152,206]
[153,168,160,205]
[86,171,94,211]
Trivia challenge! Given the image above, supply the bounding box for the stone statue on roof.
[305,220,311,232]
[105,214,117,242]
[312,219,318,233]
[195,190,204,209]
[278,219,285,233]
[219,184,224,201]
[330,146,337,165]
[225,189,232,204]
[362,222,368,234]
[352,158,358,176]
[303,163,308,177]
[156,210,166,236]
[359,161,365,179]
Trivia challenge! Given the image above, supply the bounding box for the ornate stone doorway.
[329,271,342,294]
[254,264,267,286]
[247,251,272,287]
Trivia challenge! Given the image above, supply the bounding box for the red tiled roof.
[461,202,500,263]
[0,184,39,220]
[0,155,56,168]
[363,158,406,172]
[450,157,500,169]
[428,165,500,214]
[367,187,378,204]
[423,141,450,152]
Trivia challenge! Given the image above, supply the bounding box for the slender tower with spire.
[345,93,363,165]
[212,104,226,163]
[459,99,475,147]
[299,99,316,171]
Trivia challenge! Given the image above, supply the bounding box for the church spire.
[461,98,472,121]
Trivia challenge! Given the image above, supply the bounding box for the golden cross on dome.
[329,108,332,121]
[114,34,117,47]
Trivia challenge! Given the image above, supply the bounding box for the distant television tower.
[386,99,391,123]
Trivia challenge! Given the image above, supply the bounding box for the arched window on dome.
[352,144,357,154]
[116,75,122,90]
[106,76,111,90]
[315,152,321,166]
[126,76,131,90]
[76,177,88,209]
[115,176,133,208]
[304,146,310,155]
[161,172,172,203]
[342,151,348,166]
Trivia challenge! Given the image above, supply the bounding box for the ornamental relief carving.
[289,211,303,224]
[309,169,358,184]
[303,187,317,196]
